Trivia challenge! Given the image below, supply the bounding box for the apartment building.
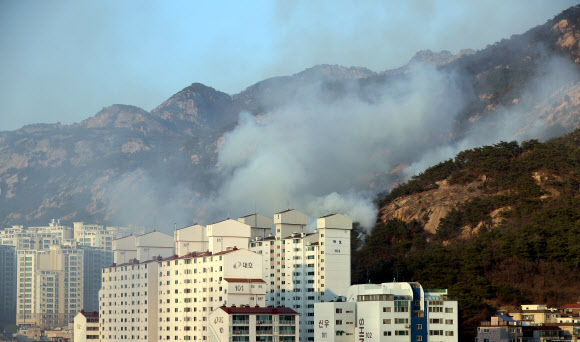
[315,282,459,342]
[99,219,268,342]
[99,259,159,342]
[16,242,85,328]
[0,244,17,324]
[156,248,265,342]
[249,210,353,342]
[208,305,299,342]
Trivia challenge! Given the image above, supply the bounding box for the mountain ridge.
[1,5,580,228]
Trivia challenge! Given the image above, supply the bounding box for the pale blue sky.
[0,0,576,131]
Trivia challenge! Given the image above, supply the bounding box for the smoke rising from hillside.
[204,65,469,228]
[205,56,579,229]
[101,55,579,232]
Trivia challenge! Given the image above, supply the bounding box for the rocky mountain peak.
[78,104,153,129]
[150,83,235,135]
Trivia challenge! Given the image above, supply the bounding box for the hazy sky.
[0,0,576,131]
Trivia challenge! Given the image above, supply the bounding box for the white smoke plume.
[204,65,469,228]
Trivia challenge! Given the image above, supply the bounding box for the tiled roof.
[561,304,580,309]
[80,310,99,318]
[104,248,243,269]
[223,278,265,283]
[218,305,298,315]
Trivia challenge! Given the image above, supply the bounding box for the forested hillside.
[353,128,580,339]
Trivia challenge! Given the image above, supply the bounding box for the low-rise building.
[477,303,580,342]
[208,305,299,342]
[74,310,100,342]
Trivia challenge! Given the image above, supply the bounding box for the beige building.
[74,310,100,342]
[208,305,299,342]
[16,243,84,328]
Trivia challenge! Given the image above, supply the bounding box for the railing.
[233,331,250,335]
[256,320,273,325]
[480,322,519,326]
[255,331,273,335]
[279,331,295,335]
[279,320,295,325]
[233,320,250,325]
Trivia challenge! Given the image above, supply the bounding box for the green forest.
[353,128,580,339]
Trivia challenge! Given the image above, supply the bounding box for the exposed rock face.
[380,179,485,233]
[379,167,568,235]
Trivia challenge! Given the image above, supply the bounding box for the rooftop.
[218,305,298,315]
[223,278,266,283]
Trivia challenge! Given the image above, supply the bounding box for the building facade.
[16,243,85,328]
[74,310,100,342]
[208,305,299,342]
[315,282,459,342]
[249,211,353,342]
[0,244,17,324]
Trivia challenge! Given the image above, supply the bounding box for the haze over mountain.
[1,5,580,231]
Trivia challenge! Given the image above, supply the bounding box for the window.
[383,332,391,336]
[336,320,342,325]
[416,336,422,341]
[445,307,454,313]
[416,324,422,329]
[383,319,391,324]
[395,331,408,336]
[383,307,391,312]
[445,319,453,325]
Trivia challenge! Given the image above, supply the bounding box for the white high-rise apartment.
[315,282,459,342]
[100,219,267,342]
[249,210,353,342]
[99,259,159,342]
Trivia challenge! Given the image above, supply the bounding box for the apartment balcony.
[255,331,273,335]
[256,320,272,325]
[233,320,250,325]
[279,320,295,325]
[233,331,249,336]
